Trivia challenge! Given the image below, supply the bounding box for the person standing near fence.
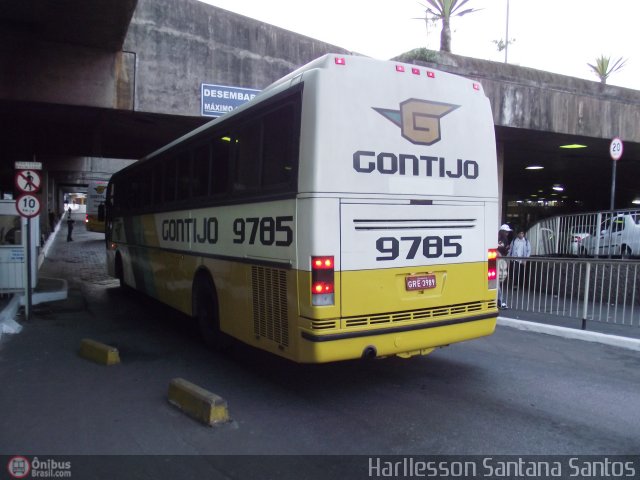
[510,229,531,288]
[497,224,512,308]
[510,230,531,258]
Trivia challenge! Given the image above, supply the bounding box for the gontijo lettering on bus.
[354,98,479,179]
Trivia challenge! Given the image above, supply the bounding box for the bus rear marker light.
[312,256,335,305]
[488,249,498,289]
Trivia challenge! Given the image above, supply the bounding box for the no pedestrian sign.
[15,169,42,193]
[16,193,41,218]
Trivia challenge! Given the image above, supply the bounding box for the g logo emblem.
[374,99,459,146]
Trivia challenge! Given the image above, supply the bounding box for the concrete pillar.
[496,140,505,224]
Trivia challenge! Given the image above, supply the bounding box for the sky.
[199,0,639,90]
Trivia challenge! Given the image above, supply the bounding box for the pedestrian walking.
[497,224,512,309]
[66,208,74,242]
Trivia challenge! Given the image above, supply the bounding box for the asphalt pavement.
[1,221,640,478]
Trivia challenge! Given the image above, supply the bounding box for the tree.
[588,55,628,85]
[421,0,481,53]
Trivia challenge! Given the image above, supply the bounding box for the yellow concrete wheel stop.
[168,378,230,426]
[78,338,121,366]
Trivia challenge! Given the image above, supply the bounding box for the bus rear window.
[262,103,297,187]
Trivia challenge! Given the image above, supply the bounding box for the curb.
[19,277,68,306]
[498,317,640,352]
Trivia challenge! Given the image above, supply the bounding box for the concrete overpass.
[1,0,639,235]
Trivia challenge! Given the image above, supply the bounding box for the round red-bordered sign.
[7,456,31,478]
[15,193,41,218]
[14,169,42,193]
[610,137,624,161]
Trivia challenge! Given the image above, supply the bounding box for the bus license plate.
[405,274,436,291]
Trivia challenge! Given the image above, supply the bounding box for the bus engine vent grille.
[251,266,289,347]
[343,301,492,328]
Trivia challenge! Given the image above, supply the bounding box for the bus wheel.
[194,277,222,349]
[621,245,632,259]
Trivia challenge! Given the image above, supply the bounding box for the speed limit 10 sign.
[16,193,41,218]
[610,137,624,161]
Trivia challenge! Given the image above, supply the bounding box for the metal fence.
[500,257,639,327]
[526,208,640,257]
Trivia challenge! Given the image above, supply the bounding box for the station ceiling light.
[525,165,544,170]
[552,185,564,191]
[633,199,640,205]
[559,144,587,149]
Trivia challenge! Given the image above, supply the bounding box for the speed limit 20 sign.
[16,193,41,218]
[610,137,624,161]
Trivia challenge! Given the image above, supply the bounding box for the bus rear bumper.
[297,313,497,363]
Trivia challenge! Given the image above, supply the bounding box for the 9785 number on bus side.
[376,235,462,261]
[232,216,293,246]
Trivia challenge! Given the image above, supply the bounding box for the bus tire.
[193,274,222,349]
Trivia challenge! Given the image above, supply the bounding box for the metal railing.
[527,208,640,257]
[499,257,639,328]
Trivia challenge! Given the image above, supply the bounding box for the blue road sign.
[201,84,260,117]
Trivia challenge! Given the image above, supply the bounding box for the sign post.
[14,166,42,321]
[609,137,623,211]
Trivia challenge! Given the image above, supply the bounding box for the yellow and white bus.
[86,180,108,233]
[106,54,499,363]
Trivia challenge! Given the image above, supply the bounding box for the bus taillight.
[85,214,89,224]
[311,256,334,306]
[488,249,497,289]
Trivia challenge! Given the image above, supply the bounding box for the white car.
[569,232,590,255]
[580,214,640,257]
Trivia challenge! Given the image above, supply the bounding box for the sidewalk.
[0,213,108,339]
[500,305,640,339]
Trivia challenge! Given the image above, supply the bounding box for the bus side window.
[192,144,210,198]
[152,164,163,205]
[262,103,297,188]
[164,157,177,203]
[233,121,261,193]
[177,152,191,200]
[127,176,139,209]
[139,168,152,208]
[211,134,230,195]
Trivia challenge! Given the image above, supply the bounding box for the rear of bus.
[85,180,108,233]
[294,55,499,362]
